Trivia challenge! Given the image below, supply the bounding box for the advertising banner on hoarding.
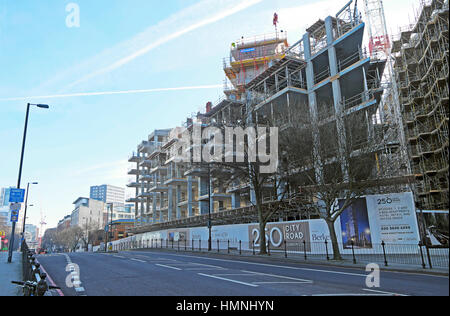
[337,192,420,246]
[366,192,420,244]
[248,222,312,251]
[114,192,420,254]
[339,198,373,249]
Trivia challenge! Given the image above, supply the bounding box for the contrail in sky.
[66,0,263,89]
[0,84,223,101]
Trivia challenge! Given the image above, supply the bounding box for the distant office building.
[110,204,135,221]
[90,185,125,206]
[57,215,72,232]
[24,224,38,243]
[71,197,106,230]
[0,188,11,207]
[0,207,9,227]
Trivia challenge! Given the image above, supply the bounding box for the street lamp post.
[82,217,88,252]
[8,103,49,263]
[21,205,33,247]
[106,203,113,252]
[21,182,38,247]
[207,164,212,251]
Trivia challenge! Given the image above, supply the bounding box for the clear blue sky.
[0,0,418,230]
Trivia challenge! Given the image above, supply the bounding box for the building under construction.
[392,0,449,212]
[125,0,416,235]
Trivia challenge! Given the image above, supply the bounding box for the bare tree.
[80,220,100,251]
[54,226,85,252]
[277,100,393,260]
[201,112,289,255]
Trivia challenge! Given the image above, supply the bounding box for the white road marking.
[312,293,388,296]
[198,273,259,287]
[185,268,227,271]
[155,264,182,271]
[241,270,313,283]
[362,288,408,296]
[189,263,225,269]
[137,252,368,277]
[127,251,450,286]
[130,258,146,263]
[253,281,312,284]
[213,273,256,276]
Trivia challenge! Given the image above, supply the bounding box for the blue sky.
[0,0,418,230]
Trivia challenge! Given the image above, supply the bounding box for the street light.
[105,203,114,252]
[207,164,212,252]
[8,103,49,263]
[82,217,88,252]
[21,182,38,242]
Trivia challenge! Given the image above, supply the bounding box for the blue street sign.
[9,189,25,203]
[10,210,19,222]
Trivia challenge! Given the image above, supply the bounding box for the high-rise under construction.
[392,0,449,211]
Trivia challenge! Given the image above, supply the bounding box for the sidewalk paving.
[0,251,22,296]
[127,247,450,276]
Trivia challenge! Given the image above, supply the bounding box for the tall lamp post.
[105,203,114,252]
[207,164,212,251]
[21,205,34,246]
[82,217,88,252]
[21,182,38,247]
[8,103,49,263]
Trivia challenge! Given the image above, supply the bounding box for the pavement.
[0,251,22,296]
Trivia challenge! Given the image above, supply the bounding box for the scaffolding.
[392,0,449,210]
[224,32,289,94]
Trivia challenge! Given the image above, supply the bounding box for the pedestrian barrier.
[116,237,449,270]
[13,242,59,296]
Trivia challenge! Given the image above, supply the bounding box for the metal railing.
[115,238,448,269]
[18,242,53,296]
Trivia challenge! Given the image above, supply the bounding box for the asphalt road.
[36,249,449,297]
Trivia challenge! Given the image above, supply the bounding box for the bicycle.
[12,274,61,296]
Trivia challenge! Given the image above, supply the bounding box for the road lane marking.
[362,288,408,296]
[155,264,182,271]
[253,281,312,284]
[198,273,259,287]
[312,293,389,296]
[189,263,225,269]
[241,270,313,283]
[130,258,146,263]
[213,273,256,276]
[129,251,449,279]
[145,252,368,277]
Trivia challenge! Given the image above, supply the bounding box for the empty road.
[36,249,449,297]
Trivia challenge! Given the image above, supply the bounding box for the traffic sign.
[9,189,25,203]
[10,203,21,211]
